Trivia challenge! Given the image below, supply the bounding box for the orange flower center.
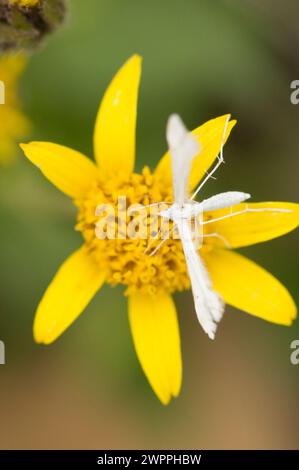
[75,167,212,296]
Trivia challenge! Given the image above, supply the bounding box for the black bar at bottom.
[0,450,298,466]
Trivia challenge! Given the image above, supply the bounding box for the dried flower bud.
[0,0,66,52]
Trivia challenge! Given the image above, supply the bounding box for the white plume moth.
[161,115,251,339]
[145,114,292,339]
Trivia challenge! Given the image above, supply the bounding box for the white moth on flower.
[156,115,254,339]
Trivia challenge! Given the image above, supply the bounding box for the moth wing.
[201,191,251,212]
[166,114,200,206]
[177,219,224,339]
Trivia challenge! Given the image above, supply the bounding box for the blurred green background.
[0,0,299,449]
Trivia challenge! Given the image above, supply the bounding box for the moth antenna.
[191,115,230,200]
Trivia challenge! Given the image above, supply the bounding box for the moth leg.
[145,212,175,254]
[147,225,177,257]
[130,201,172,214]
[144,225,164,254]
[202,232,231,248]
[192,213,203,250]
[191,116,230,200]
[202,204,293,226]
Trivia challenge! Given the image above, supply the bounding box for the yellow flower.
[9,0,39,6]
[20,55,299,405]
[0,53,30,164]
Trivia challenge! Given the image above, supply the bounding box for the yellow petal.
[34,246,106,345]
[202,248,297,325]
[0,53,27,99]
[0,54,31,163]
[128,292,182,405]
[155,114,236,191]
[10,1,39,6]
[20,142,99,199]
[94,55,142,178]
[205,202,299,248]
